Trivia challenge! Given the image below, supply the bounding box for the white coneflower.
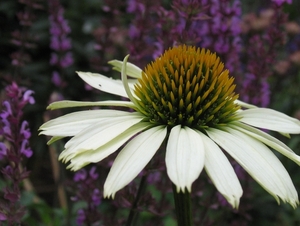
[40,45,300,209]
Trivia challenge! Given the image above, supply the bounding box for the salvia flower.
[0,82,34,223]
[201,0,242,75]
[39,45,300,208]
[71,167,101,225]
[48,0,73,87]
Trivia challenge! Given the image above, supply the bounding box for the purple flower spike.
[239,3,288,106]
[71,166,102,225]
[48,0,73,88]
[0,82,34,223]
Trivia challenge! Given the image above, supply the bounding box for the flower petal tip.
[227,196,240,209]
[66,162,80,171]
[107,60,116,65]
[58,154,67,162]
[285,198,299,209]
[103,192,115,199]
[175,185,191,194]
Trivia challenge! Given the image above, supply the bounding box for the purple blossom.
[0,143,7,160]
[73,169,88,182]
[126,0,242,73]
[0,213,6,221]
[48,10,72,53]
[50,71,67,88]
[76,209,86,225]
[60,52,74,68]
[50,53,59,65]
[20,139,33,158]
[239,3,288,107]
[146,171,161,184]
[48,0,73,87]
[1,117,12,137]
[89,166,99,180]
[126,0,207,66]
[272,0,292,6]
[0,82,34,224]
[197,0,242,73]
[127,0,146,13]
[92,188,101,206]
[23,90,35,104]
[71,167,102,225]
[51,71,62,86]
[1,101,12,117]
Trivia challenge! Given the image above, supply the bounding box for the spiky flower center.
[134,45,240,129]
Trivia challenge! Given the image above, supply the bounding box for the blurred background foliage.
[0,0,300,225]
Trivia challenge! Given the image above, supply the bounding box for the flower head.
[133,46,240,129]
[39,45,300,208]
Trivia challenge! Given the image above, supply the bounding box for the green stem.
[172,184,193,226]
[125,175,147,226]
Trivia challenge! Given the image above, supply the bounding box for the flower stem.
[172,184,193,226]
[125,175,147,226]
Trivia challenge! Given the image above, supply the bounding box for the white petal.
[109,60,143,79]
[207,128,299,207]
[166,125,205,192]
[77,71,136,98]
[237,108,300,134]
[59,114,144,162]
[197,131,242,209]
[47,100,135,110]
[234,99,257,109]
[66,122,151,170]
[39,110,133,137]
[230,122,300,166]
[104,126,167,198]
[47,136,64,145]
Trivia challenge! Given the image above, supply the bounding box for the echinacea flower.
[39,45,300,208]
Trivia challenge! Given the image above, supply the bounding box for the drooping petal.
[59,114,144,162]
[39,110,134,137]
[207,128,299,208]
[166,125,205,193]
[77,71,136,98]
[66,122,151,171]
[230,122,300,166]
[235,99,257,109]
[104,126,167,198]
[237,108,300,134]
[197,131,242,209]
[109,60,143,79]
[121,55,142,109]
[47,100,136,110]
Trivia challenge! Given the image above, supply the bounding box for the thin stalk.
[125,175,147,226]
[172,184,193,226]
